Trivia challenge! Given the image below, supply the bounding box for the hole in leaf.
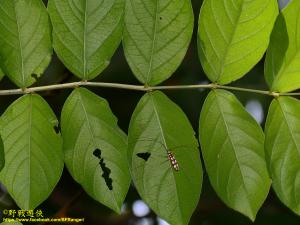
[93,149,101,159]
[99,158,113,190]
[136,152,151,161]
[31,74,39,81]
[53,125,60,134]
[159,16,162,20]
[93,148,113,190]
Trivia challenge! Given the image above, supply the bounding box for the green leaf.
[199,89,271,221]
[0,0,52,88]
[198,0,278,84]
[123,0,194,85]
[61,88,130,213]
[0,94,63,209]
[265,0,300,92]
[265,97,300,215]
[128,91,202,225]
[48,0,124,80]
[0,135,4,172]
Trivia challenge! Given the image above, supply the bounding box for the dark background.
[1,0,300,224]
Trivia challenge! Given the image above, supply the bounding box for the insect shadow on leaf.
[131,138,183,172]
[93,149,113,190]
[136,152,151,161]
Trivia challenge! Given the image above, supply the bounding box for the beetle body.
[167,150,179,172]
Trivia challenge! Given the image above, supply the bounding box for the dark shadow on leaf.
[136,152,151,161]
[265,12,289,86]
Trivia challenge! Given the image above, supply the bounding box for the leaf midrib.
[145,0,160,83]
[76,91,119,210]
[83,0,88,79]
[26,95,33,208]
[150,94,184,224]
[272,50,300,90]
[271,5,300,90]
[217,0,244,80]
[277,99,300,157]
[28,95,32,208]
[270,99,300,208]
[214,91,252,213]
[13,2,25,87]
[77,92,97,150]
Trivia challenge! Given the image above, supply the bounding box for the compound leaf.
[48,0,124,80]
[0,0,52,88]
[199,89,271,221]
[128,91,202,225]
[265,0,300,92]
[0,94,63,209]
[61,87,130,213]
[265,97,300,215]
[198,0,278,84]
[123,0,194,85]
